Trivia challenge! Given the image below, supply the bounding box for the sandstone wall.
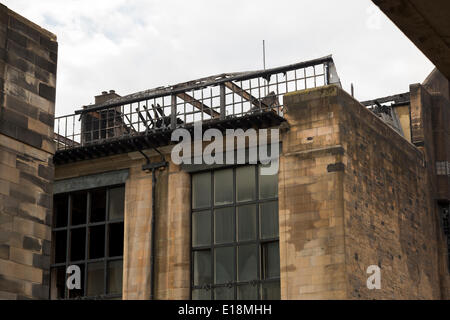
[279,86,347,299]
[281,85,448,299]
[338,86,445,299]
[0,5,57,300]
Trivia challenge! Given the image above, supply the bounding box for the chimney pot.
[102,91,108,95]
[109,90,115,94]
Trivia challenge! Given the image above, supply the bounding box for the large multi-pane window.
[191,165,280,300]
[50,185,125,300]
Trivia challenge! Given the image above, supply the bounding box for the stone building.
[0,3,449,300]
[48,62,449,300]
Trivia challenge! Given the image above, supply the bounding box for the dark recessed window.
[108,223,124,257]
[71,192,87,226]
[191,165,280,300]
[54,230,67,264]
[70,228,86,262]
[51,185,125,300]
[89,225,105,259]
[91,189,106,223]
[439,204,450,273]
[54,194,68,228]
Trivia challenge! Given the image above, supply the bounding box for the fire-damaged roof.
[53,55,341,165]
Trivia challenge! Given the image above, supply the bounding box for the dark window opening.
[51,185,125,300]
[91,189,106,223]
[70,228,86,262]
[54,194,68,228]
[191,165,280,300]
[439,203,450,272]
[54,230,67,264]
[109,223,124,257]
[71,192,87,226]
[89,225,105,259]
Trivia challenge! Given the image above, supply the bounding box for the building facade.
[51,62,450,299]
[0,4,449,300]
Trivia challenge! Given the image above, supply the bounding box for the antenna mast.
[263,40,266,70]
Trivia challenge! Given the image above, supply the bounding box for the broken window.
[50,185,125,300]
[191,166,280,300]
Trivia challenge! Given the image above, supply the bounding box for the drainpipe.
[139,150,168,300]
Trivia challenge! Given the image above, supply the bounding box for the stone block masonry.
[280,85,449,299]
[0,4,57,300]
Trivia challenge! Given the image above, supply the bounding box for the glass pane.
[108,222,124,257]
[214,207,234,244]
[214,286,234,300]
[54,230,67,264]
[192,211,211,247]
[89,225,105,259]
[261,281,280,300]
[70,228,86,262]
[54,194,68,228]
[238,284,258,300]
[87,262,104,297]
[108,260,123,295]
[50,267,66,300]
[71,192,87,226]
[192,172,211,209]
[91,189,106,223]
[192,289,211,300]
[259,166,278,199]
[238,244,257,282]
[237,205,256,242]
[260,202,279,239]
[68,264,85,299]
[263,242,280,279]
[109,187,125,220]
[214,169,233,205]
[236,166,256,202]
[215,247,234,284]
[193,250,211,286]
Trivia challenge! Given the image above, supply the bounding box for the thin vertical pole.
[263,40,266,70]
[263,40,267,96]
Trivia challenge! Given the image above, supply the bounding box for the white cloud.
[2,0,434,116]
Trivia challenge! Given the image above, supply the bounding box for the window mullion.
[210,171,214,299]
[104,189,110,295]
[65,194,72,299]
[84,192,90,297]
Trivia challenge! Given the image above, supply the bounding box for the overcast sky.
[2,0,434,116]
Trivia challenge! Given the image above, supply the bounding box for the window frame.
[50,184,125,300]
[190,165,280,300]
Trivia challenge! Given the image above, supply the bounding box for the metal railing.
[54,55,340,151]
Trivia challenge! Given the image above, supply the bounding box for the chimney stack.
[95,90,121,105]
